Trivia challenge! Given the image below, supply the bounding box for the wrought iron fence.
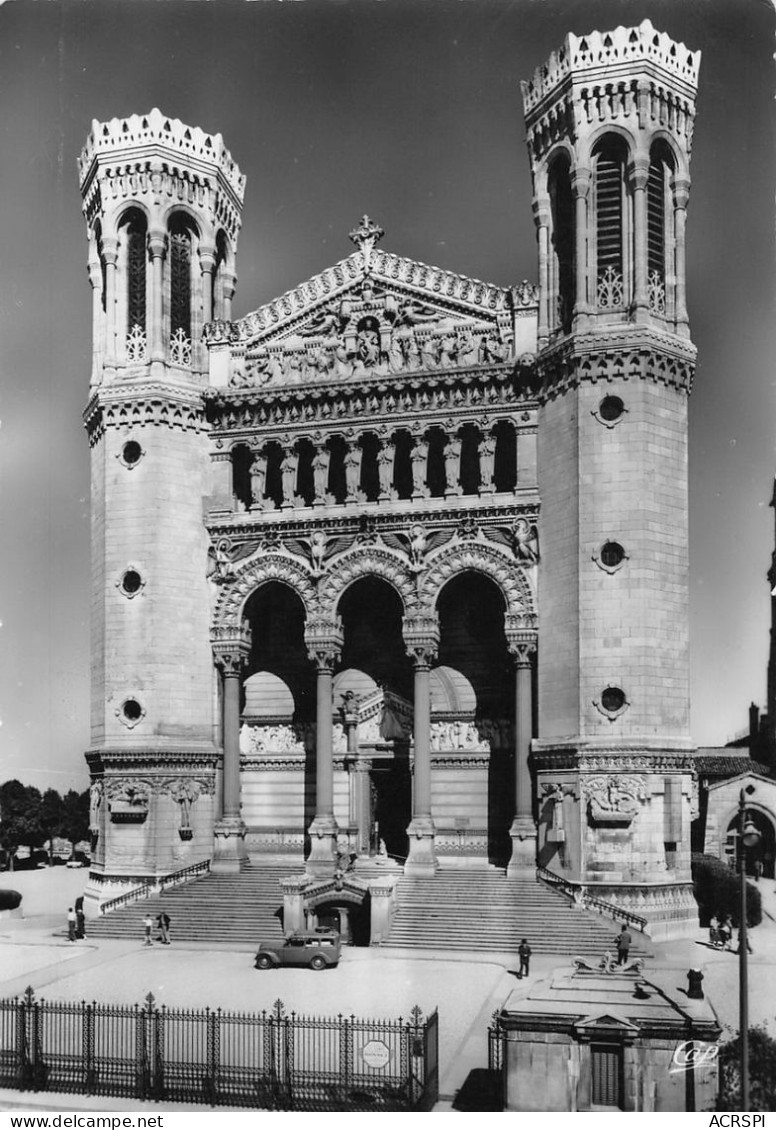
[0,988,438,1112]
[487,1010,505,1110]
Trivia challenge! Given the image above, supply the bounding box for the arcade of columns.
[211,578,537,877]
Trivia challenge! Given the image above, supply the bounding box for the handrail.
[536,865,648,932]
[99,858,211,915]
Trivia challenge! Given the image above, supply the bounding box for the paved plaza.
[1,871,776,1111]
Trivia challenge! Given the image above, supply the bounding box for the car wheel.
[256,955,272,970]
[310,955,326,971]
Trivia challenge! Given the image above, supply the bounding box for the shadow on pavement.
[451,1068,503,1112]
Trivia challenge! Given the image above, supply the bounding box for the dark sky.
[1,0,774,787]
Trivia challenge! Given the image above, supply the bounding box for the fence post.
[135,1001,149,1099]
[17,988,33,1090]
[339,1014,353,1099]
[150,998,165,1101]
[204,1008,219,1106]
[83,1002,96,1094]
[27,988,47,1092]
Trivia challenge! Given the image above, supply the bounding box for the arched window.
[547,155,574,333]
[647,142,674,316]
[118,209,147,362]
[214,230,229,321]
[593,136,629,310]
[169,213,195,365]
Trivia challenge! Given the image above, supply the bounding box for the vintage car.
[255,929,341,970]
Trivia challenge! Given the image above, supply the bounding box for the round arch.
[578,124,637,171]
[418,542,536,621]
[317,546,416,619]
[214,552,317,633]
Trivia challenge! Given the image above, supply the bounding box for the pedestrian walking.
[143,913,153,946]
[708,914,720,948]
[67,907,76,942]
[157,911,171,945]
[518,938,532,978]
[615,924,632,965]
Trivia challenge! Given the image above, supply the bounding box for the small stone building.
[497,962,720,1112]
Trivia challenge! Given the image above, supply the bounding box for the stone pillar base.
[280,876,308,936]
[404,818,438,877]
[211,817,249,873]
[507,818,538,878]
[306,816,338,877]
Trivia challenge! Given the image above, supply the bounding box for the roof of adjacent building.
[693,749,771,778]
[501,964,720,1037]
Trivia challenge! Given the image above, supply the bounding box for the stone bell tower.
[523,22,701,938]
[78,110,245,902]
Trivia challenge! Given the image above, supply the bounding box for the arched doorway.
[241,582,316,852]
[337,577,413,860]
[436,573,512,865]
[725,808,776,879]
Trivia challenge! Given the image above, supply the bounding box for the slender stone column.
[147,229,167,366]
[629,158,650,318]
[211,623,251,873]
[101,237,119,369]
[571,168,591,323]
[673,177,691,333]
[305,617,344,876]
[533,201,550,346]
[221,271,237,322]
[506,634,538,877]
[87,256,104,386]
[199,244,216,325]
[403,613,440,877]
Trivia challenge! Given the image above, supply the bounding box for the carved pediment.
[209,218,536,392]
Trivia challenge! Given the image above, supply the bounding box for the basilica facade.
[80,20,701,939]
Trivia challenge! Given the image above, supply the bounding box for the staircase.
[382,870,644,955]
[88,864,291,945]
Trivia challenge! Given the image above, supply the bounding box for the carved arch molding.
[212,541,536,636]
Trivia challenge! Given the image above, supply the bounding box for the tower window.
[169,215,194,365]
[598,395,625,423]
[600,541,625,569]
[548,156,574,333]
[601,686,626,713]
[120,209,147,362]
[594,138,627,309]
[647,144,672,315]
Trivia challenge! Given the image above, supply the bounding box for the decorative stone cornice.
[536,327,696,400]
[532,747,696,774]
[85,749,219,774]
[204,365,534,437]
[84,384,207,445]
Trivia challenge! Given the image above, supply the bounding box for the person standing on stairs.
[518,938,531,978]
[157,911,171,945]
[143,913,153,946]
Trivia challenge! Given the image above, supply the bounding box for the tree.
[0,780,45,869]
[60,789,89,854]
[39,789,64,864]
[718,1026,776,1111]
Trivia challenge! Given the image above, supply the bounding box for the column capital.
[101,236,119,265]
[147,229,168,259]
[305,616,343,670]
[87,260,103,289]
[672,175,691,209]
[402,612,440,668]
[198,244,217,274]
[627,157,650,191]
[506,630,537,667]
[211,623,252,674]
[221,270,237,301]
[571,167,592,196]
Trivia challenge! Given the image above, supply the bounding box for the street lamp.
[738,788,761,1110]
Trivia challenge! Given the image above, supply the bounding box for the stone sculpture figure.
[312,446,330,501]
[411,439,429,496]
[310,530,327,573]
[344,444,362,499]
[478,433,497,491]
[89,780,103,834]
[513,517,539,563]
[443,436,462,493]
[409,523,427,566]
[280,447,299,505]
[249,450,267,507]
[171,779,200,831]
[377,442,395,497]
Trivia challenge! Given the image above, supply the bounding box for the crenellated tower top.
[522,21,700,349]
[79,109,245,387]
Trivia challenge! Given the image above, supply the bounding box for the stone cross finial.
[349,215,384,269]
